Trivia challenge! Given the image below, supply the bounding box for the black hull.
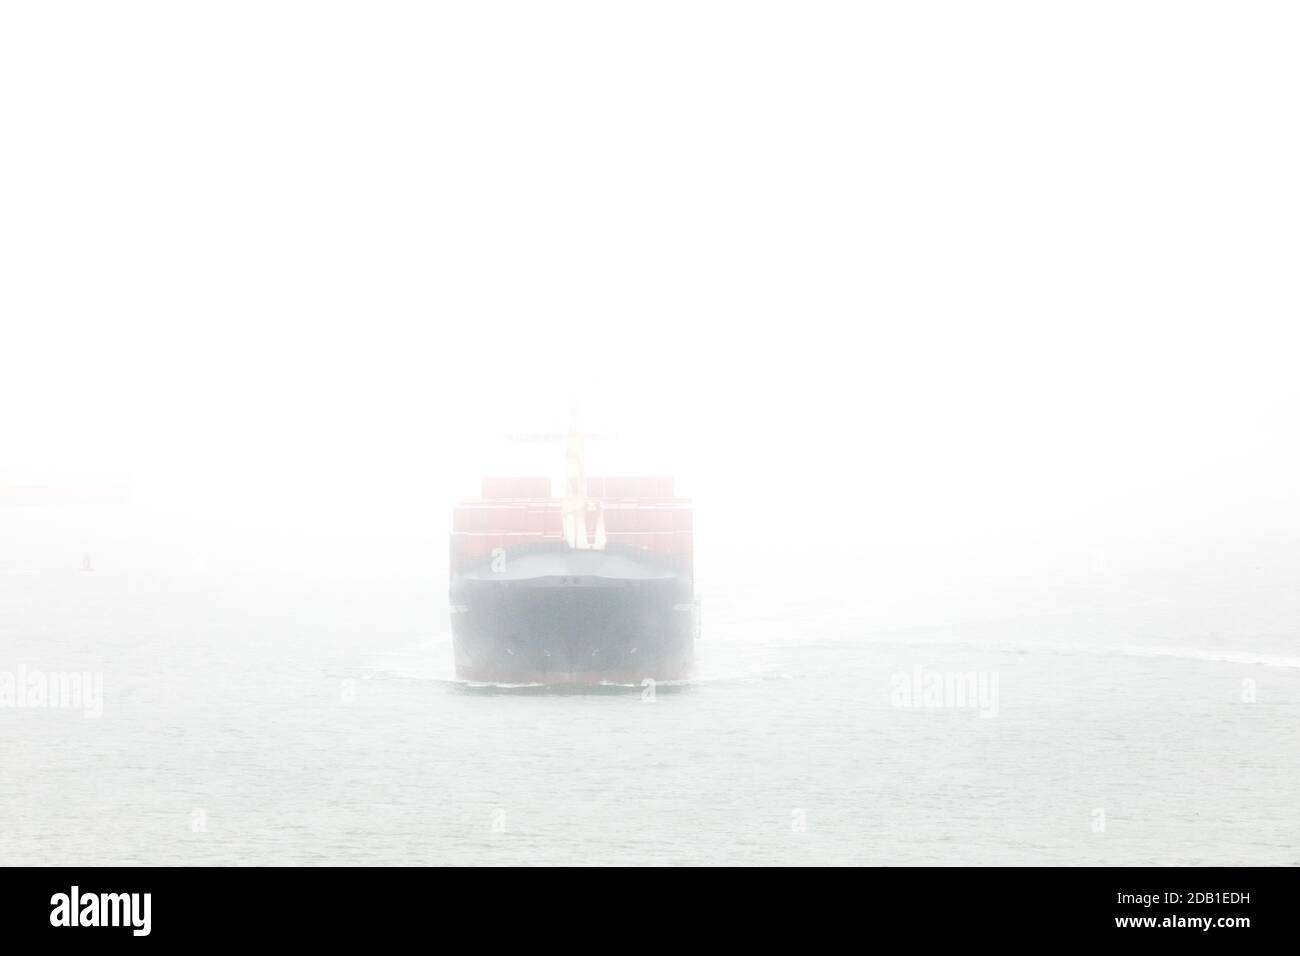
[450,546,697,685]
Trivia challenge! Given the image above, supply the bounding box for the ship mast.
[561,406,604,549]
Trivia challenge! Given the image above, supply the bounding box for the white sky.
[3,2,1297,582]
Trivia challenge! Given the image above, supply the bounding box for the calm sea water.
[3,510,1299,866]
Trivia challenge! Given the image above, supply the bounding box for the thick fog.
[3,1,1297,621]
[6,3,1300,874]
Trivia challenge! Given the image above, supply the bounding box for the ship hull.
[450,546,697,685]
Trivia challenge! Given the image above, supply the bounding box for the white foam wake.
[1119,644,1300,669]
[364,636,461,683]
[362,630,797,689]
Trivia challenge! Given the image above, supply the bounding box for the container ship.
[449,429,697,685]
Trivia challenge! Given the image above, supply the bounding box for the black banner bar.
[0,866,1292,944]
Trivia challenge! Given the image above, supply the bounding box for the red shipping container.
[598,506,626,532]
[490,506,528,532]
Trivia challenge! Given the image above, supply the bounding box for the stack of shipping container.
[450,477,693,575]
